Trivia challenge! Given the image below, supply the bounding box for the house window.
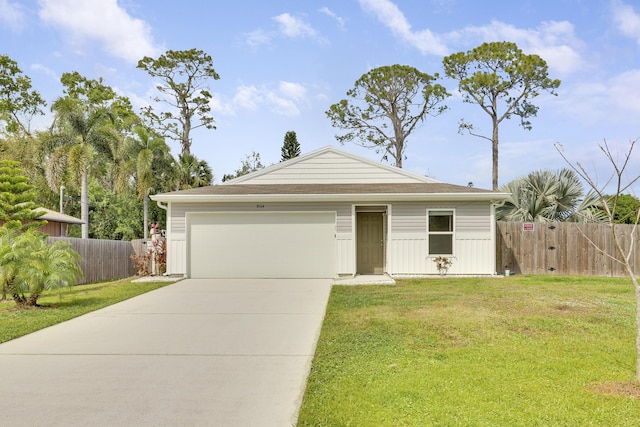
[428,210,454,255]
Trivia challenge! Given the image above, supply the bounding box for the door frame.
[354,205,389,275]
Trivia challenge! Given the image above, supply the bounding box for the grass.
[297,275,640,426]
[0,278,172,344]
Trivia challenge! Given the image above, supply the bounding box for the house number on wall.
[256,204,265,208]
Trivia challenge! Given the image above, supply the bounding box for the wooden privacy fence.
[47,237,139,285]
[496,221,639,277]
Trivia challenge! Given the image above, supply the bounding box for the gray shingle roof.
[35,208,85,224]
[160,183,497,196]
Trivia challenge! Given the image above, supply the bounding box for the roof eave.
[151,192,511,203]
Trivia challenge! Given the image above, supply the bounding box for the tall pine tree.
[0,159,45,301]
[0,160,45,231]
[281,131,301,161]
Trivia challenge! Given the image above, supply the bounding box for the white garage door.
[188,212,336,278]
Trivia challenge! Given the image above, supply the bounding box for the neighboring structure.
[0,207,84,237]
[35,208,84,237]
[152,146,510,279]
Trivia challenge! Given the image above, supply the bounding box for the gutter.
[150,192,511,204]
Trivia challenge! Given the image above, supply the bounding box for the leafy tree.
[326,64,449,168]
[137,49,220,154]
[47,72,133,238]
[176,152,213,189]
[443,41,561,190]
[607,194,640,224]
[281,130,301,161]
[556,139,640,383]
[0,227,82,308]
[222,150,265,182]
[0,55,46,136]
[496,169,605,222]
[89,183,143,240]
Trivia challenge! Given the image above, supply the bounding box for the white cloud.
[244,13,326,48]
[279,81,307,101]
[448,20,584,75]
[38,0,161,64]
[30,63,58,80]
[612,0,640,44]
[607,69,640,114]
[233,85,262,110]
[556,69,640,125]
[273,13,317,38]
[214,82,310,117]
[266,92,300,116]
[0,0,26,30]
[357,0,583,74]
[319,7,346,28]
[244,29,272,48]
[357,0,448,56]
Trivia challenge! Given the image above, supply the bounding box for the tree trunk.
[612,223,640,383]
[12,292,27,307]
[143,193,149,240]
[182,114,192,154]
[81,170,89,239]
[634,276,640,383]
[27,293,40,307]
[492,117,499,191]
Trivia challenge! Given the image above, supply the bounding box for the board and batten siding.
[166,200,496,277]
[235,150,429,184]
[166,202,352,276]
[388,202,495,275]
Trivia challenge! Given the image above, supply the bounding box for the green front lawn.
[0,278,172,344]
[298,275,640,426]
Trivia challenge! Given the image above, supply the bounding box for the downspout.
[491,201,498,275]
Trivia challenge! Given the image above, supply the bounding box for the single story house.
[0,208,84,237]
[36,208,85,237]
[151,146,510,279]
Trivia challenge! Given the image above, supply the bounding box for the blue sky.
[1,0,639,191]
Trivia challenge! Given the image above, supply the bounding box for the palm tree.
[46,73,136,239]
[46,96,121,238]
[497,169,605,222]
[0,227,82,307]
[0,225,24,302]
[176,152,212,190]
[21,236,83,306]
[126,126,174,238]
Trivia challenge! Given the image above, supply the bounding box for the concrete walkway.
[333,274,396,285]
[0,279,332,426]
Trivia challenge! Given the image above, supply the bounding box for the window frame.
[427,209,455,256]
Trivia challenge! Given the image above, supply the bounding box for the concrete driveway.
[0,278,332,426]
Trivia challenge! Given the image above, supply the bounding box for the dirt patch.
[589,382,640,399]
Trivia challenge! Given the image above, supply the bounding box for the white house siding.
[166,200,496,277]
[234,150,432,185]
[388,202,494,275]
[166,202,353,276]
[167,240,186,277]
[336,233,354,275]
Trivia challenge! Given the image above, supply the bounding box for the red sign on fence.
[523,223,535,231]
